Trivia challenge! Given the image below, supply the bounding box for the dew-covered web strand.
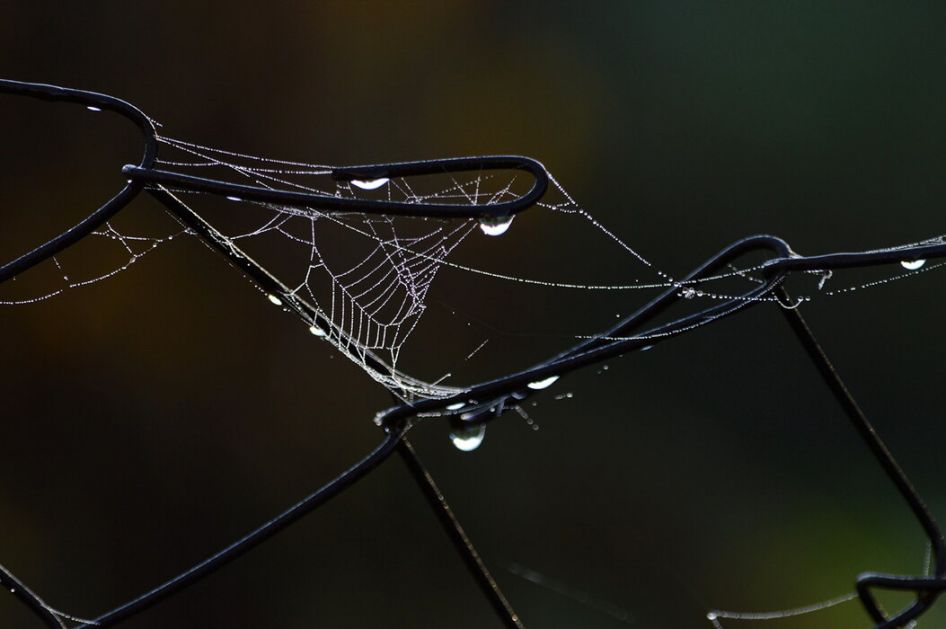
[149,139,483,399]
[7,129,944,408]
[703,518,940,626]
[155,136,668,282]
[5,125,942,404]
[0,224,185,305]
[159,136,946,305]
[0,563,100,629]
[151,183,469,402]
[131,135,946,411]
[706,592,860,627]
[148,140,720,325]
[146,140,527,400]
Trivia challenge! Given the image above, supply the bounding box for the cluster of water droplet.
[445,375,560,452]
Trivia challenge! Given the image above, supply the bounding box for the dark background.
[1,2,945,627]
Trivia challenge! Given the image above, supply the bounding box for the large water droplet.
[267,294,283,306]
[445,402,465,411]
[527,375,559,390]
[351,178,389,190]
[479,215,514,236]
[309,324,327,337]
[901,259,926,271]
[450,423,486,452]
[86,105,102,112]
[226,195,243,202]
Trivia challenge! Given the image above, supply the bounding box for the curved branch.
[73,423,407,629]
[0,80,158,284]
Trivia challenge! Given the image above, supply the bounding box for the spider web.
[144,135,946,402]
[4,130,945,405]
[4,124,945,627]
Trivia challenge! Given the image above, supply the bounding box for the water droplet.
[309,324,326,337]
[681,287,697,299]
[445,402,465,411]
[450,423,486,451]
[479,215,514,236]
[527,375,559,390]
[226,195,242,202]
[267,294,283,306]
[351,178,389,190]
[901,259,926,271]
[86,106,102,112]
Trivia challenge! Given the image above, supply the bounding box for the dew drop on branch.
[351,178,390,190]
[527,375,559,390]
[901,259,926,271]
[479,215,514,236]
[450,423,486,451]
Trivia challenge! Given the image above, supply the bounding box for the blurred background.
[1,2,945,627]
